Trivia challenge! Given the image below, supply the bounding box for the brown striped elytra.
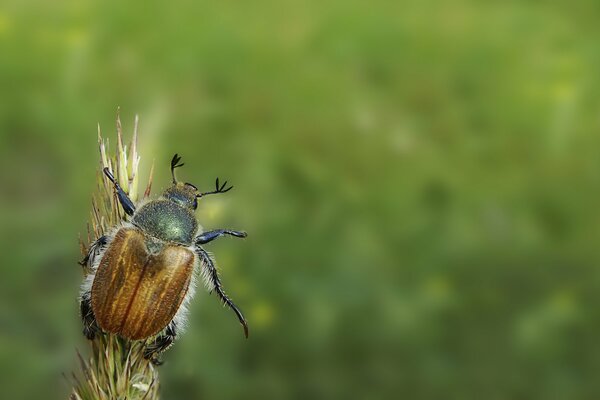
[91,228,195,340]
[80,154,248,364]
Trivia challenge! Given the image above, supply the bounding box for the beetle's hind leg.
[195,245,249,338]
[80,291,100,340]
[143,321,177,365]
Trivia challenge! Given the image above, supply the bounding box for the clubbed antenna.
[170,153,184,184]
[198,177,234,197]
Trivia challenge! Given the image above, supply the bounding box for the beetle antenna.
[197,177,234,197]
[170,153,184,184]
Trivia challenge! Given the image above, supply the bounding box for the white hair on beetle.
[78,219,235,346]
[170,243,200,334]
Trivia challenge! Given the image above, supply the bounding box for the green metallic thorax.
[132,200,198,245]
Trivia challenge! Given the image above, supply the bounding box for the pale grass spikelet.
[70,112,159,400]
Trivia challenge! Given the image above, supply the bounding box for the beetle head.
[164,183,199,210]
[164,154,199,209]
[166,154,234,210]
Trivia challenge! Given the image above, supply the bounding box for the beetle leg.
[195,246,249,338]
[79,235,108,268]
[195,229,247,245]
[80,292,100,340]
[103,168,136,216]
[143,321,177,364]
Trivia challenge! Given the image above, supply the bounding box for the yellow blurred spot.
[65,28,88,47]
[0,13,11,35]
[553,82,575,101]
[250,301,275,328]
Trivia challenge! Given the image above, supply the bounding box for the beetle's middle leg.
[143,321,177,364]
[79,235,108,268]
[80,291,100,340]
[79,235,107,340]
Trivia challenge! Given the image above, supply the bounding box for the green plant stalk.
[71,112,159,400]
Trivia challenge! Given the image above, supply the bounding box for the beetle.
[79,154,248,363]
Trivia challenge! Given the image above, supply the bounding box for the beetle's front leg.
[144,321,177,365]
[195,245,249,338]
[103,168,136,216]
[195,229,247,245]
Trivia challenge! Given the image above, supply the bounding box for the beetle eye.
[192,197,198,209]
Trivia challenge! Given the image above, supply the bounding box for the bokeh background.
[1,1,600,399]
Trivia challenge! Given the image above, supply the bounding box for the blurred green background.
[1,0,600,399]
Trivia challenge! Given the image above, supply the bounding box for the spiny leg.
[144,321,177,364]
[79,235,108,268]
[103,168,136,216]
[195,229,247,245]
[195,246,249,338]
[80,292,100,340]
